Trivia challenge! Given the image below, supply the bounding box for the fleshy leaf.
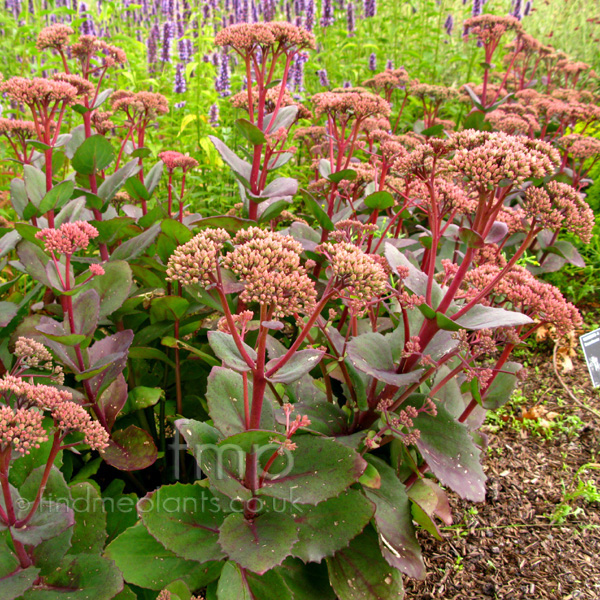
[105,523,222,592]
[138,483,225,564]
[258,435,367,505]
[291,490,374,563]
[218,512,298,574]
[326,526,404,600]
[100,425,157,471]
[208,331,256,372]
[412,400,486,501]
[216,561,292,600]
[363,456,424,579]
[266,349,324,384]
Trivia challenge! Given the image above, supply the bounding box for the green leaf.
[85,260,133,318]
[121,386,163,415]
[411,399,486,501]
[359,462,381,489]
[150,295,190,322]
[326,526,404,600]
[106,523,222,591]
[208,331,256,372]
[216,562,291,600]
[124,176,150,202]
[68,482,107,554]
[128,346,176,368]
[17,240,51,287]
[38,180,75,214]
[138,483,225,564]
[301,190,334,231]
[435,311,462,332]
[291,490,374,563]
[218,512,298,574]
[328,169,357,184]
[206,367,273,437]
[258,435,366,505]
[98,159,141,202]
[235,118,267,145]
[364,191,395,210]
[38,331,87,346]
[482,361,521,409]
[110,222,161,262]
[258,199,290,223]
[160,337,218,366]
[277,559,335,600]
[71,134,115,175]
[0,566,39,600]
[363,456,424,579]
[458,227,484,248]
[176,419,251,502]
[218,430,285,454]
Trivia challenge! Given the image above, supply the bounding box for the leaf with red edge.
[101,425,157,471]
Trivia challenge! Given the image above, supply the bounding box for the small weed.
[551,463,600,524]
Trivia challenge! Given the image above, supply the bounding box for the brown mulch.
[404,345,600,600]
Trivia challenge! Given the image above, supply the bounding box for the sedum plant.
[0,15,597,600]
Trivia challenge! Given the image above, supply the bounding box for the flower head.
[215,22,315,54]
[166,229,231,287]
[0,77,78,108]
[223,228,317,318]
[158,150,199,172]
[36,24,74,51]
[522,182,594,243]
[317,241,388,312]
[35,221,99,256]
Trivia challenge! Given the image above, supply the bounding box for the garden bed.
[407,346,600,600]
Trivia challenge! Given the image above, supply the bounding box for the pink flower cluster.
[522,181,594,242]
[166,228,231,287]
[312,88,391,121]
[36,221,99,256]
[464,15,523,46]
[36,23,74,51]
[215,22,315,54]
[451,132,559,191]
[223,228,317,318]
[464,265,582,335]
[71,35,127,66]
[317,241,388,312]
[158,151,199,172]
[0,77,77,108]
[0,375,109,451]
[111,90,169,121]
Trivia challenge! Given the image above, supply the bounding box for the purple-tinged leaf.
[109,222,161,262]
[482,361,522,409]
[71,289,100,338]
[363,456,425,580]
[235,118,267,145]
[484,221,509,244]
[326,526,404,600]
[87,330,133,396]
[454,304,533,330]
[85,260,133,318]
[11,501,74,546]
[406,479,452,526]
[263,105,298,133]
[17,241,52,288]
[97,374,128,430]
[266,349,324,384]
[209,135,252,182]
[219,511,298,574]
[412,400,486,501]
[347,333,423,387]
[462,84,484,110]
[0,566,39,599]
[23,165,45,207]
[0,302,18,327]
[100,425,157,471]
[208,331,256,372]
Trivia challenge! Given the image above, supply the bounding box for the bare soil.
[405,343,600,600]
